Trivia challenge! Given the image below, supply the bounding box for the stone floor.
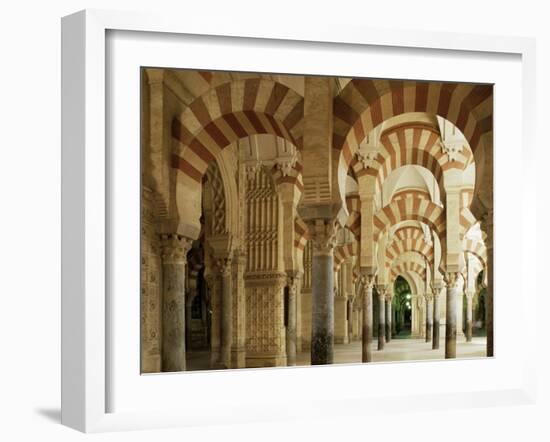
[187,336,487,371]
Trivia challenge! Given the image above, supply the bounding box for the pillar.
[361,274,374,363]
[160,234,193,372]
[425,293,433,343]
[432,283,442,350]
[465,290,474,342]
[482,211,494,357]
[445,272,459,359]
[286,272,300,366]
[377,286,386,350]
[310,220,336,365]
[385,295,392,343]
[334,295,349,344]
[219,257,233,368]
[456,289,465,339]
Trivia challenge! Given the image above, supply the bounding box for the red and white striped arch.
[373,194,446,244]
[463,237,488,268]
[349,124,472,195]
[171,78,304,184]
[334,241,358,271]
[334,80,493,172]
[390,261,426,282]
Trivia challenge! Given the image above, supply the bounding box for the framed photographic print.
[61,9,537,433]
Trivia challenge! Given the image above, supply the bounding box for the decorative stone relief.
[440,140,464,162]
[160,234,193,264]
[356,148,380,169]
[309,219,337,256]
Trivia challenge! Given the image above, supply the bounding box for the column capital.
[160,234,193,264]
[430,280,444,294]
[359,271,376,290]
[216,257,233,277]
[424,292,433,302]
[308,218,337,256]
[443,272,460,288]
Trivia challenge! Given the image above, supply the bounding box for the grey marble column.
[361,275,374,363]
[482,211,494,357]
[286,272,299,366]
[377,290,385,350]
[310,226,336,365]
[445,273,459,359]
[385,297,392,343]
[465,291,474,342]
[432,286,441,350]
[425,294,433,343]
[160,234,193,372]
[219,258,233,369]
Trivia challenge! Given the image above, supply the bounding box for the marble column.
[361,274,375,363]
[385,295,392,343]
[160,234,193,372]
[432,283,442,350]
[219,258,233,369]
[456,289,465,339]
[445,272,460,359]
[286,272,300,366]
[425,293,433,343]
[310,222,336,365]
[377,287,386,350]
[347,299,353,341]
[465,290,474,342]
[482,211,494,357]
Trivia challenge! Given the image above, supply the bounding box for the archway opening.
[392,276,413,338]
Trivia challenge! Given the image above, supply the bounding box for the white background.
[0,1,548,441]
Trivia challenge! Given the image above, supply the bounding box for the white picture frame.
[61,9,537,433]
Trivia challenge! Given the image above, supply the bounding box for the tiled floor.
[187,336,487,371]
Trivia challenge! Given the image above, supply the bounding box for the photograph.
[140,69,494,373]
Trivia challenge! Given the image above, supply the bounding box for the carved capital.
[431,280,444,296]
[309,219,337,256]
[356,148,380,169]
[286,271,301,295]
[440,140,464,162]
[444,272,460,288]
[275,152,298,177]
[160,234,193,264]
[424,293,433,302]
[217,258,233,277]
[360,273,376,290]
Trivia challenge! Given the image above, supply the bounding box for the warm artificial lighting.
[406,293,411,299]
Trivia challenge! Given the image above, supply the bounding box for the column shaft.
[378,293,385,350]
[432,293,440,350]
[465,294,473,342]
[160,235,192,372]
[445,274,459,359]
[385,299,392,343]
[425,296,433,343]
[219,261,233,368]
[286,275,298,366]
[311,252,334,364]
[361,279,374,362]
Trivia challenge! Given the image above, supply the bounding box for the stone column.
[310,221,336,365]
[385,294,392,343]
[432,282,442,350]
[160,234,193,372]
[296,273,303,353]
[482,211,494,357]
[456,289,465,339]
[285,272,300,366]
[377,286,386,350]
[445,272,460,359]
[425,293,433,343]
[361,274,375,363]
[218,257,233,369]
[465,290,474,342]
